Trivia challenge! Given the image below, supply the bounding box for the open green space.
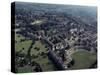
[15,34,32,54]
[15,33,25,42]
[34,55,56,71]
[70,50,97,69]
[15,36,56,72]
[31,20,44,25]
[17,65,32,73]
[30,41,47,55]
[31,41,56,71]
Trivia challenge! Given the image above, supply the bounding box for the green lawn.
[17,65,32,73]
[31,20,44,25]
[70,50,97,69]
[15,34,56,72]
[30,41,47,55]
[31,41,56,71]
[15,34,25,42]
[15,34,32,54]
[34,56,56,71]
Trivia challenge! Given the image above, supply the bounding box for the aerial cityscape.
[12,2,97,73]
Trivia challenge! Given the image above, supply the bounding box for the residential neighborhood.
[12,2,97,73]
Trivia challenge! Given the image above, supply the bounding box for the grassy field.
[15,33,32,73]
[15,35,56,72]
[15,34,25,42]
[30,41,47,55]
[15,34,32,54]
[70,50,97,69]
[33,55,56,71]
[31,41,56,71]
[17,65,32,73]
[31,20,44,25]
